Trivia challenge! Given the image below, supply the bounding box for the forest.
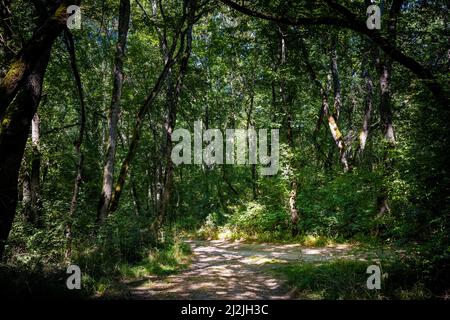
[0,0,449,300]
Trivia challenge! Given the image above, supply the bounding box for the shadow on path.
[128,240,362,300]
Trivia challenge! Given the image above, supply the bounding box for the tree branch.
[220,0,448,103]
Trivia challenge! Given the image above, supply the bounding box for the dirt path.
[128,240,364,300]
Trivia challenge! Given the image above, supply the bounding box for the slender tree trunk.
[30,112,42,226]
[277,25,299,236]
[109,58,175,213]
[376,0,401,217]
[21,112,42,226]
[97,0,131,223]
[359,75,373,154]
[379,60,395,145]
[151,0,196,234]
[108,1,192,214]
[22,172,32,222]
[330,45,341,120]
[66,151,83,260]
[322,82,348,171]
[329,43,351,171]
[376,55,395,216]
[245,82,257,200]
[108,42,181,213]
[130,178,142,216]
[358,57,374,156]
[299,37,348,171]
[64,30,86,261]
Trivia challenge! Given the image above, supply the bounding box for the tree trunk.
[0,0,82,261]
[108,0,192,214]
[359,74,373,154]
[108,54,175,213]
[30,112,42,226]
[299,36,348,172]
[22,172,32,222]
[358,55,374,156]
[246,81,257,200]
[151,0,196,234]
[329,43,351,171]
[376,0,401,217]
[130,178,142,216]
[97,0,131,223]
[277,25,299,236]
[64,29,86,261]
[376,56,395,217]
[0,47,51,260]
[379,60,395,145]
[21,112,42,226]
[0,1,80,119]
[330,45,341,120]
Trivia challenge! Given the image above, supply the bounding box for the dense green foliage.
[0,0,449,299]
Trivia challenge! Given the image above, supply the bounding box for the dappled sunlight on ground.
[128,240,368,300]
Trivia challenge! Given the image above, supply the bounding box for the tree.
[0,0,81,260]
[97,0,131,223]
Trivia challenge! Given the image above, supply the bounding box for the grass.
[195,225,354,247]
[85,240,193,298]
[0,262,88,300]
[269,259,433,300]
[0,240,193,299]
[117,242,192,279]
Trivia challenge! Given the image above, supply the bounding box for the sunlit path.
[127,240,363,300]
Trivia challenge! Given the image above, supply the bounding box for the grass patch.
[0,240,193,299]
[118,241,192,279]
[270,259,433,300]
[0,262,89,300]
[196,225,350,247]
[88,240,193,298]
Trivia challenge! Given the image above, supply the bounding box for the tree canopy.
[0,0,449,300]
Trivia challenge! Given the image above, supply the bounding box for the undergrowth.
[269,257,437,300]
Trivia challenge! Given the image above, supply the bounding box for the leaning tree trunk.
[299,36,348,172]
[329,43,350,171]
[97,0,131,223]
[0,48,51,260]
[108,54,175,213]
[0,0,81,261]
[151,0,196,234]
[109,1,194,214]
[0,1,80,119]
